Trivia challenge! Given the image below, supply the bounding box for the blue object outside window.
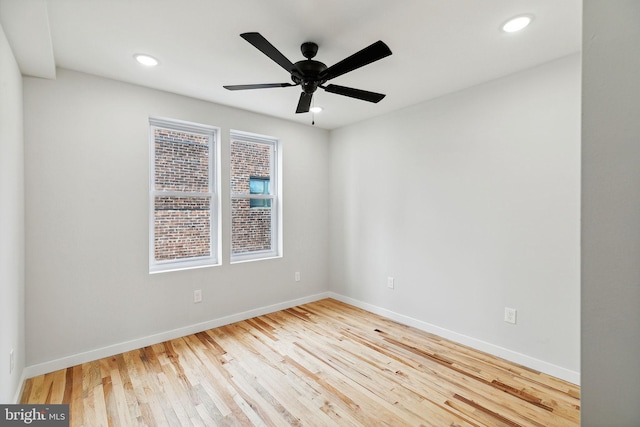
[250,177,271,208]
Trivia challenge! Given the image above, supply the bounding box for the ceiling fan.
[223,32,392,114]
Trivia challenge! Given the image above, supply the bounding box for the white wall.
[23,69,330,370]
[581,1,640,424]
[0,22,25,403]
[329,54,581,382]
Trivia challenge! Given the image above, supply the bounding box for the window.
[230,130,281,262]
[149,117,219,273]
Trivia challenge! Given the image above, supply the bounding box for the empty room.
[1,1,639,426]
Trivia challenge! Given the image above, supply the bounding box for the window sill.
[230,253,282,265]
[149,260,220,274]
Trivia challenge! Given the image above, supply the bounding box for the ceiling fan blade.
[240,32,296,74]
[295,93,313,114]
[224,83,295,90]
[320,40,392,81]
[323,84,386,103]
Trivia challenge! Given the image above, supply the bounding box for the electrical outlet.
[194,289,202,303]
[9,349,14,374]
[387,277,395,289]
[295,272,301,282]
[504,307,517,324]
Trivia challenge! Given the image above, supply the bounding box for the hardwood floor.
[20,298,580,426]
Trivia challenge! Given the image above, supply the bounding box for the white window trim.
[230,130,282,264]
[149,117,221,273]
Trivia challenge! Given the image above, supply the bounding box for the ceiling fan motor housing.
[292,58,327,94]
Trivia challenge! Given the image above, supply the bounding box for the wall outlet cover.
[504,307,517,324]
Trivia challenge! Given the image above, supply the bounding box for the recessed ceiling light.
[502,15,533,33]
[310,106,323,113]
[134,54,159,67]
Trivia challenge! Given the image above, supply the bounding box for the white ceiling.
[0,0,581,129]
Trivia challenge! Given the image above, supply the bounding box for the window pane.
[231,198,272,255]
[231,140,272,195]
[154,128,209,192]
[154,196,211,261]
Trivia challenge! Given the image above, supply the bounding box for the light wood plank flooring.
[20,298,580,426]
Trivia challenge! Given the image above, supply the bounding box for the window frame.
[149,117,221,273]
[230,130,282,263]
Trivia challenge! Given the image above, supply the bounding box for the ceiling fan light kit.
[224,32,392,115]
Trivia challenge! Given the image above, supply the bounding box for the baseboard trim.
[23,292,330,379]
[327,292,580,385]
